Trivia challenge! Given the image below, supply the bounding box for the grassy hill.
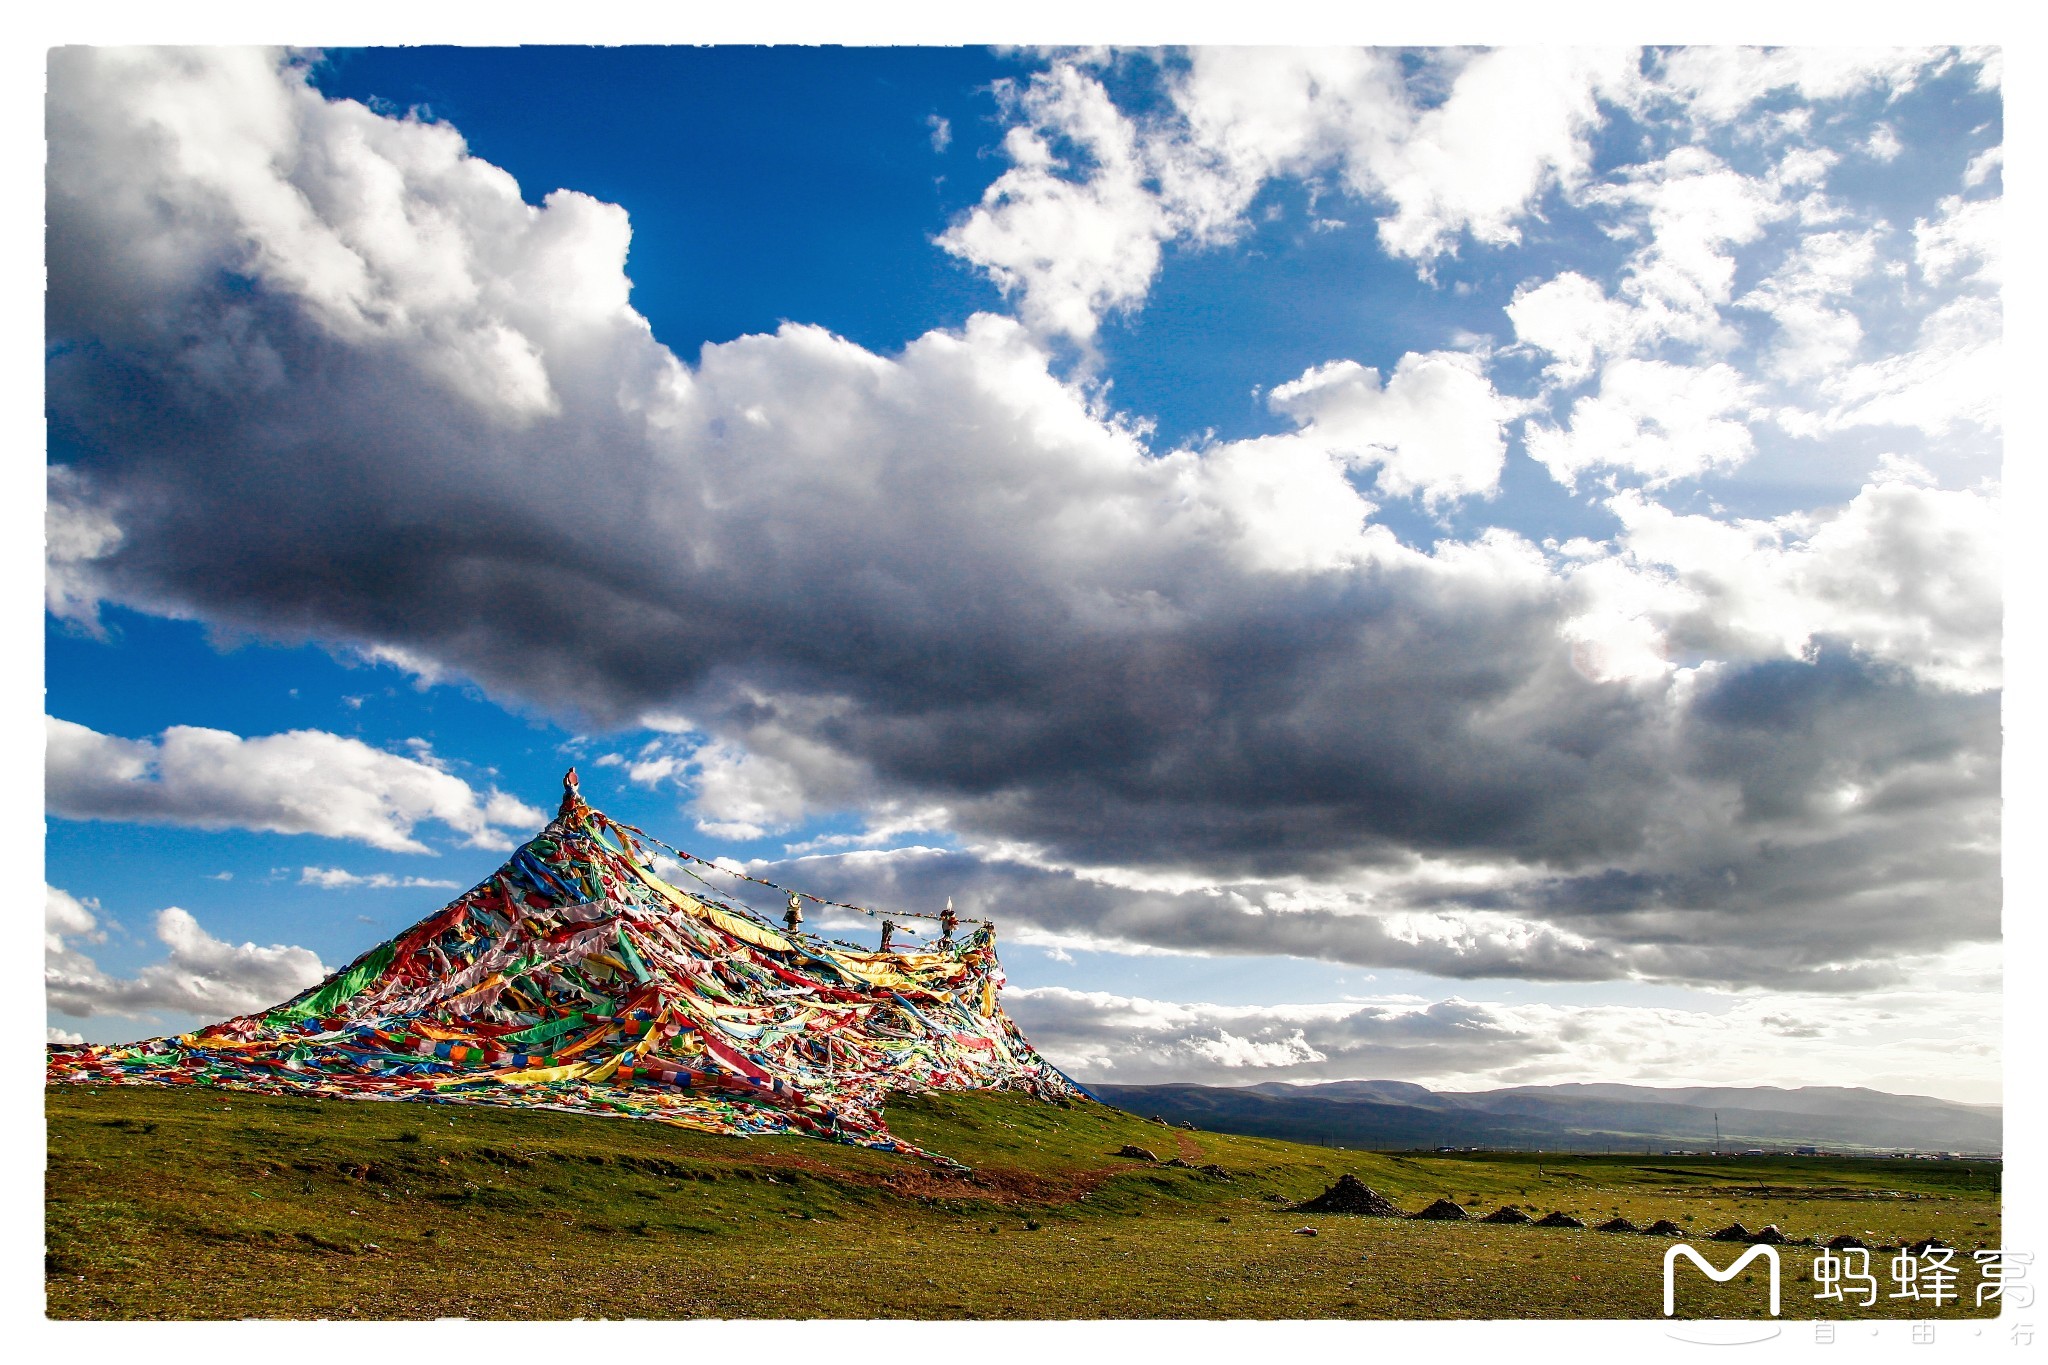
[46,1084,2002,1320]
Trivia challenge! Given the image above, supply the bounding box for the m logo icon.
[1663,1243,1781,1317]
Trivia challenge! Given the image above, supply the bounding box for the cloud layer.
[1008,949,1999,1097]
[44,47,2001,1002]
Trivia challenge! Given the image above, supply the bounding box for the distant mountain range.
[1088,1080,2002,1156]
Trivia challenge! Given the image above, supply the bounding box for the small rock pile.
[1294,1174,1405,1217]
[1642,1219,1688,1237]
[1116,1144,1159,1161]
[1533,1211,1586,1229]
[1411,1198,1470,1221]
[1595,1217,1639,1233]
[1710,1222,1753,1243]
[1479,1205,1532,1224]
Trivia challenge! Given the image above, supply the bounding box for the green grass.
[45,1084,2001,1320]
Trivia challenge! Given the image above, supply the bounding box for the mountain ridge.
[1095,1079,2001,1154]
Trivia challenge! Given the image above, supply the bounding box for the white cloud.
[1580,147,1792,352]
[1741,189,2000,442]
[1525,359,1756,488]
[1915,193,2000,288]
[1963,47,2002,91]
[1581,474,2002,693]
[44,46,636,424]
[1736,228,1881,382]
[299,866,463,890]
[46,884,103,950]
[939,49,1644,341]
[1820,294,1999,437]
[1188,1027,1328,1069]
[934,64,1167,343]
[46,894,327,1022]
[1654,47,1938,125]
[1963,146,2002,189]
[1509,147,1815,391]
[47,1027,86,1045]
[1268,351,1518,505]
[1506,272,1646,386]
[46,716,544,853]
[1365,47,1644,263]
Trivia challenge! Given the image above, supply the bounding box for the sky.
[41,44,2006,1103]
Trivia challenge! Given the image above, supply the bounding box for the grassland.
[45,1084,2001,1320]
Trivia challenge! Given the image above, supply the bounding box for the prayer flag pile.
[46,772,1080,1163]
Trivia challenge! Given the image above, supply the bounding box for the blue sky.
[44,45,2004,1100]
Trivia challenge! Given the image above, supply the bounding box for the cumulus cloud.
[933,64,1168,343]
[42,48,2001,998]
[1591,477,2002,693]
[1268,351,1518,505]
[46,887,327,1022]
[46,715,543,853]
[1525,360,1757,488]
[938,48,1644,341]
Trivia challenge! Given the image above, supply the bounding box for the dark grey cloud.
[44,49,2001,994]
